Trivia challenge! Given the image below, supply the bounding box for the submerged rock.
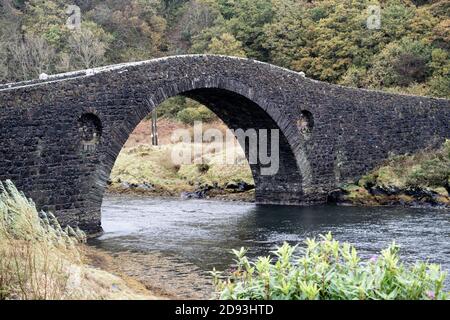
[180,190,207,199]
[226,181,255,192]
[135,182,155,192]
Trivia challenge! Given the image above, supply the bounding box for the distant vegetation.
[212,233,449,300]
[109,133,254,198]
[0,0,448,102]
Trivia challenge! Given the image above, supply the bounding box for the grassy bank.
[108,119,254,201]
[0,180,161,300]
[333,140,450,207]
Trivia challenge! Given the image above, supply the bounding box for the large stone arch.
[0,55,449,234]
[97,86,305,215]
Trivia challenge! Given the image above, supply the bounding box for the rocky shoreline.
[328,184,450,209]
[108,178,450,209]
[107,179,256,202]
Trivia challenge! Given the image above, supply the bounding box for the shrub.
[407,157,450,187]
[211,233,448,300]
[197,163,210,174]
[406,140,450,187]
[177,106,216,125]
[156,96,187,119]
[355,140,450,189]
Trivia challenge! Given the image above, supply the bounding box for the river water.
[94,195,450,281]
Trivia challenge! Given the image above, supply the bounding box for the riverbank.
[84,246,214,299]
[0,180,168,300]
[329,140,450,209]
[108,118,255,202]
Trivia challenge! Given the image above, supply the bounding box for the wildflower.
[426,291,435,300]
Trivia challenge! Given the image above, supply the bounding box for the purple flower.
[369,255,378,263]
[426,291,435,300]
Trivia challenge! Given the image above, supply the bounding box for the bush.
[197,163,210,174]
[355,140,450,189]
[407,157,450,187]
[176,105,216,125]
[211,233,448,300]
[406,140,450,187]
[156,96,187,119]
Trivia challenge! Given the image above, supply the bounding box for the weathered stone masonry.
[0,55,449,234]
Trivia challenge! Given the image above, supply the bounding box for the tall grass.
[0,180,85,300]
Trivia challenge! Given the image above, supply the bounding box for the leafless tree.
[7,34,57,81]
[67,29,107,69]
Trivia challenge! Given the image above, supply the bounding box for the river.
[92,195,450,293]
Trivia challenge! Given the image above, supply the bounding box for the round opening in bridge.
[78,113,102,145]
[297,110,314,137]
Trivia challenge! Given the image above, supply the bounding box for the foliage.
[157,96,189,119]
[207,33,246,57]
[0,180,85,299]
[358,140,450,189]
[0,180,156,300]
[0,0,449,99]
[176,104,216,124]
[406,140,450,187]
[86,0,167,62]
[211,233,448,300]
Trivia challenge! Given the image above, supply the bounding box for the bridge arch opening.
[94,88,304,233]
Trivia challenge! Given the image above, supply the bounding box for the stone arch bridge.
[0,55,449,234]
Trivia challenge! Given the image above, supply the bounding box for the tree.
[220,0,274,60]
[207,33,246,57]
[67,22,111,69]
[367,38,432,88]
[87,0,167,62]
[7,34,58,81]
[22,0,71,48]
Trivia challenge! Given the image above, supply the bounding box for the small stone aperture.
[78,113,102,151]
[297,110,314,138]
